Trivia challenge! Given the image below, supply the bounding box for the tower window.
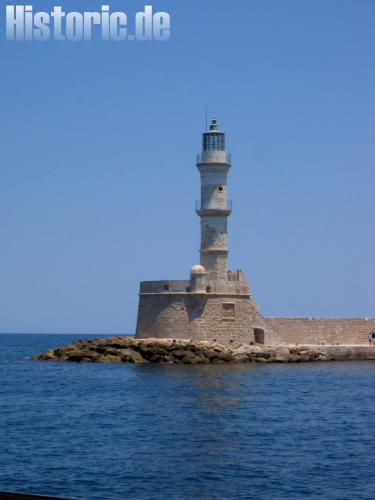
[222,303,235,320]
[217,186,224,193]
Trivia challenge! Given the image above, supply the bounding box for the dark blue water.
[0,334,374,500]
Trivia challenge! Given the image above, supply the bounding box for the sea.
[0,334,374,500]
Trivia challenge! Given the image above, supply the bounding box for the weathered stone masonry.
[136,293,266,344]
[264,317,375,345]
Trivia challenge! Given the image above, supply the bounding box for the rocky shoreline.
[32,337,375,364]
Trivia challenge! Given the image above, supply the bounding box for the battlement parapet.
[208,280,250,295]
[139,279,250,296]
[140,280,190,294]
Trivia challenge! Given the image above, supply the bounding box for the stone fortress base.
[135,276,277,345]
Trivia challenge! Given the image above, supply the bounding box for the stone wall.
[135,292,375,346]
[264,317,375,345]
[135,293,275,344]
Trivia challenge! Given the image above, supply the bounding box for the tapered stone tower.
[135,119,274,344]
[197,119,231,282]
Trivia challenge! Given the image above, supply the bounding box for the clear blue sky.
[0,0,374,333]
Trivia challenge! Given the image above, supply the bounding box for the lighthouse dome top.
[209,118,220,132]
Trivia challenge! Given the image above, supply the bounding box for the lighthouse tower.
[196,119,231,281]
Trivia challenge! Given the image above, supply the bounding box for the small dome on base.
[191,264,206,274]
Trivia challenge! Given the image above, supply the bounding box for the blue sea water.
[0,334,374,500]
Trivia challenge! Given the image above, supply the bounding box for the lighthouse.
[196,119,231,281]
[135,119,269,344]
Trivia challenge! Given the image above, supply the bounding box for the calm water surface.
[0,334,374,500]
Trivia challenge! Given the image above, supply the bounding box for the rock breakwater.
[32,337,375,364]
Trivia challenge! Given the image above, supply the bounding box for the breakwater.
[33,337,375,364]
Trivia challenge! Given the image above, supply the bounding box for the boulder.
[232,344,263,357]
[232,354,252,363]
[119,349,146,363]
[255,357,271,363]
[63,349,100,362]
[168,349,189,360]
[136,345,168,360]
[180,352,207,364]
[271,348,292,363]
[33,349,56,361]
[97,354,122,364]
[207,351,233,363]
